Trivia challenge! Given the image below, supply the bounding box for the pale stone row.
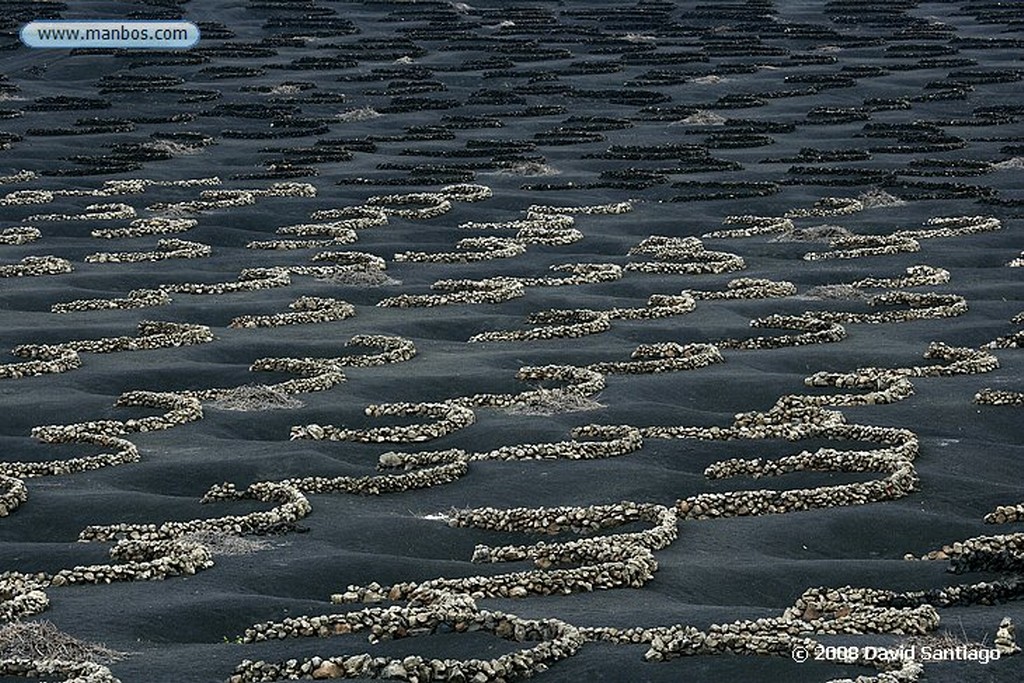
[685,277,796,300]
[336,547,657,605]
[526,200,633,215]
[90,216,197,239]
[0,346,80,379]
[460,214,576,231]
[715,314,847,350]
[1,322,211,381]
[468,294,700,344]
[908,530,1024,574]
[589,342,724,375]
[1,392,202,479]
[626,235,746,274]
[975,389,1024,406]
[805,216,1000,260]
[469,308,611,343]
[471,425,643,462]
[786,196,865,218]
[847,264,950,289]
[276,460,468,496]
[395,236,527,263]
[49,538,213,586]
[984,312,1024,349]
[13,321,213,357]
[608,293,697,320]
[379,277,524,308]
[85,238,211,263]
[985,503,1024,524]
[0,476,28,518]
[0,226,40,245]
[276,221,362,241]
[52,288,172,313]
[0,658,119,683]
[452,364,604,410]
[146,182,315,214]
[308,205,389,226]
[0,177,219,207]
[514,263,622,287]
[28,202,136,222]
[449,502,678,561]
[0,170,36,185]
[246,238,337,250]
[160,266,291,294]
[460,212,583,245]
[78,481,311,543]
[0,255,73,277]
[229,297,355,328]
[0,573,49,621]
[804,234,921,261]
[291,402,475,443]
[702,215,794,239]
[230,595,583,683]
[807,291,968,324]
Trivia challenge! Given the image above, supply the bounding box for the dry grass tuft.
[804,284,869,301]
[501,388,605,416]
[182,531,275,556]
[319,267,401,287]
[0,621,127,663]
[857,188,907,209]
[491,161,561,177]
[772,224,852,243]
[210,385,304,411]
[337,107,381,122]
